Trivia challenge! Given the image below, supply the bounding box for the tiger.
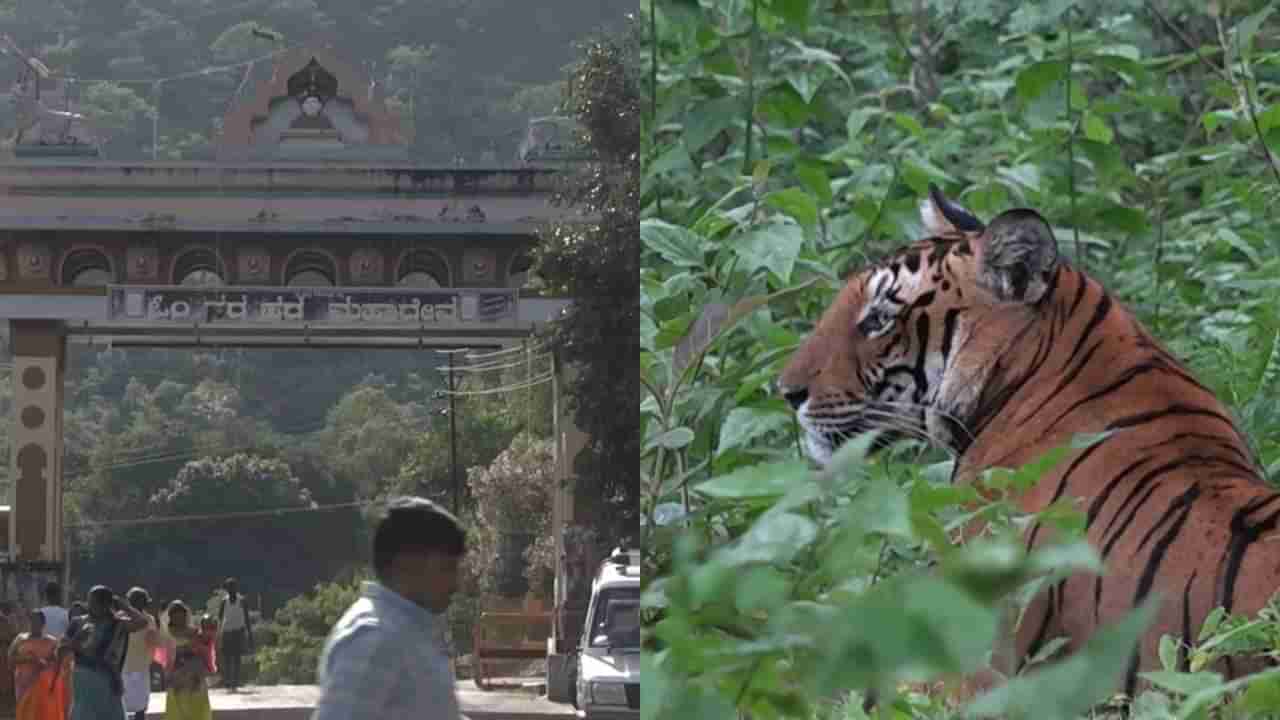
[778,184,1280,698]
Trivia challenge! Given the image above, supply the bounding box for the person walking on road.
[121,588,159,720]
[312,497,466,720]
[159,601,212,720]
[215,579,252,693]
[9,609,66,720]
[61,586,150,720]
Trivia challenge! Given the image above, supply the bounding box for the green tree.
[317,384,424,498]
[534,20,641,544]
[466,433,556,597]
[254,575,367,685]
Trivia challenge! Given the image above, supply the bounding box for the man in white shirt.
[313,497,465,720]
[218,578,253,692]
[36,581,69,640]
[122,587,159,720]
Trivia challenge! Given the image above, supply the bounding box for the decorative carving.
[126,246,159,282]
[349,248,384,285]
[238,246,271,284]
[16,242,50,279]
[463,249,496,284]
[218,46,406,160]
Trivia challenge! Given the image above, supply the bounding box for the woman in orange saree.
[9,610,67,720]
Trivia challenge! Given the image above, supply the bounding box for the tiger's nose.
[780,384,809,410]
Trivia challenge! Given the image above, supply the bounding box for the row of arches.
[55,245,530,288]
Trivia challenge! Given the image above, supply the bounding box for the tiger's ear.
[974,208,1059,303]
[920,183,985,236]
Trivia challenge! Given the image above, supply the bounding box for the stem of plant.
[742,0,758,177]
[1066,7,1082,269]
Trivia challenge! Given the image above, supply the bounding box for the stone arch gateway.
[0,43,582,588]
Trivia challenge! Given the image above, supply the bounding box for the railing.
[471,610,552,690]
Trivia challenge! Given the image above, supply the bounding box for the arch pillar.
[8,320,64,565]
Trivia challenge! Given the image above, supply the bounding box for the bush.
[254,575,367,685]
[643,1,1280,717]
[465,433,556,597]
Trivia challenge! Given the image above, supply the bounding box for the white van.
[574,547,639,720]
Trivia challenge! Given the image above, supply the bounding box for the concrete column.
[8,320,65,564]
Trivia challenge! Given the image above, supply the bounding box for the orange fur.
[779,187,1280,697]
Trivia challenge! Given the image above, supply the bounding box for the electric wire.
[437,372,554,397]
[441,353,551,374]
[66,499,380,530]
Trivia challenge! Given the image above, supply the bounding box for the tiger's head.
[779,185,1061,465]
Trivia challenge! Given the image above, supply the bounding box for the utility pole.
[448,350,459,513]
[436,348,465,513]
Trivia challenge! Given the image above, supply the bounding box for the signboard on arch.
[106,285,519,328]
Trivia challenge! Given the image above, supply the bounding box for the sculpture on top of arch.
[218,44,407,162]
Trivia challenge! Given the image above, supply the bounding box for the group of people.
[0,495,470,720]
[0,578,255,720]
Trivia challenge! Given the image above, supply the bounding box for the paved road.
[141,684,575,720]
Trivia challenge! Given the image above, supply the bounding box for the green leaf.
[724,510,818,565]
[718,406,793,454]
[694,459,812,500]
[846,107,878,140]
[735,566,792,614]
[899,576,999,673]
[892,112,925,138]
[844,472,912,539]
[1098,206,1149,234]
[966,599,1158,720]
[1026,540,1102,577]
[795,159,833,206]
[670,278,821,381]
[1015,60,1066,103]
[1234,6,1275,54]
[757,84,811,128]
[785,69,823,105]
[1258,104,1280,135]
[1174,666,1280,719]
[733,221,806,284]
[1158,634,1179,671]
[1024,636,1071,669]
[1240,673,1280,714]
[764,187,820,230]
[1216,227,1262,267]
[1141,670,1224,697]
[1203,109,1236,133]
[1083,112,1114,144]
[997,164,1043,194]
[683,96,740,153]
[642,219,706,268]
[769,0,811,27]
[652,426,695,450]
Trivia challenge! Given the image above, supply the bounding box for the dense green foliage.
[642,1,1280,718]
[536,19,643,540]
[254,573,367,685]
[44,341,557,683]
[0,0,629,161]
